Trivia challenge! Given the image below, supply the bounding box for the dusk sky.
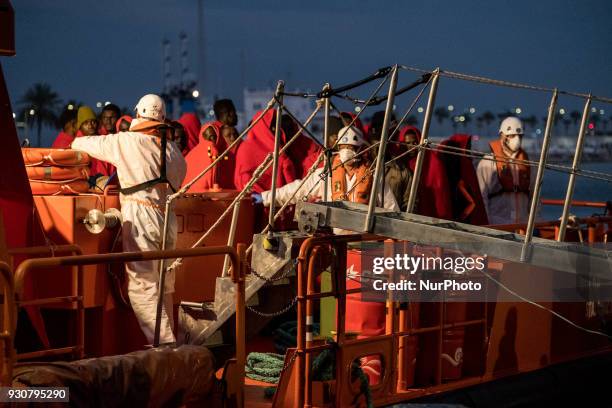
[3,0,612,142]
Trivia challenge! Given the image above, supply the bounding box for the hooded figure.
[115,115,133,132]
[233,109,296,193]
[72,94,186,345]
[257,126,398,213]
[281,114,322,179]
[177,112,201,155]
[183,123,241,191]
[52,108,77,148]
[438,134,489,225]
[368,111,412,211]
[476,117,534,225]
[399,126,453,219]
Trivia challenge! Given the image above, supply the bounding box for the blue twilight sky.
[2,0,612,142]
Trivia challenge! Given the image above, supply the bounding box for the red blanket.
[438,134,488,225]
[283,118,322,179]
[51,131,75,148]
[234,110,296,193]
[184,121,241,191]
[400,126,453,219]
[178,112,201,155]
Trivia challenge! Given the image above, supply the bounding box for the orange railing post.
[0,261,16,386]
[13,246,239,361]
[233,243,246,408]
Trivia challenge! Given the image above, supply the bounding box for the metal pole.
[406,68,440,213]
[521,89,558,261]
[234,244,246,408]
[322,83,331,202]
[153,198,172,347]
[222,201,241,277]
[267,80,285,232]
[364,65,399,232]
[557,95,591,242]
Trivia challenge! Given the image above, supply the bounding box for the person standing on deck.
[177,112,201,155]
[51,107,77,148]
[71,94,186,345]
[254,125,399,215]
[369,110,413,211]
[476,116,535,225]
[183,99,241,190]
[98,104,121,135]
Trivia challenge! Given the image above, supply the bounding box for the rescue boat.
[1,5,611,407]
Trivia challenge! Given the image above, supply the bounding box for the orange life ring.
[26,165,89,181]
[29,179,90,195]
[22,148,90,167]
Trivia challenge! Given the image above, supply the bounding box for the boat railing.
[281,234,490,408]
[488,214,611,242]
[11,245,248,405]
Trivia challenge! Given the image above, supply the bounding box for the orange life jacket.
[330,156,372,204]
[489,140,530,198]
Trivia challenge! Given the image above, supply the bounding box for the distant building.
[243,88,322,138]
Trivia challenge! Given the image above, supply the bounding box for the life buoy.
[29,179,90,195]
[26,166,89,181]
[22,148,90,167]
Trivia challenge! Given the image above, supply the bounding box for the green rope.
[245,330,372,407]
[245,352,285,383]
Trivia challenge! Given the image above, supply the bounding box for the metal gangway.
[156,64,612,346]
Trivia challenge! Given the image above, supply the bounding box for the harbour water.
[540,161,611,220]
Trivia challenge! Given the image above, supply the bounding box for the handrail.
[0,261,16,386]
[542,199,609,209]
[489,215,612,233]
[13,246,241,363]
[8,244,83,355]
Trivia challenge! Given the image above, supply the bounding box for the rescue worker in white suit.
[476,116,535,225]
[72,94,186,345]
[254,126,399,215]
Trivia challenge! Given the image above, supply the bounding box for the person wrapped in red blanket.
[178,112,201,155]
[438,134,489,225]
[234,109,296,193]
[235,109,297,230]
[399,126,453,219]
[281,114,322,179]
[183,99,241,191]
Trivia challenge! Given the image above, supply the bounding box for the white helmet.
[135,94,166,122]
[337,126,366,147]
[499,116,524,136]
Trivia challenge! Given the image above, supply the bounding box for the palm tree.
[570,110,581,133]
[562,118,571,135]
[19,83,62,146]
[481,111,495,135]
[406,115,418,127]
[523,115,538,133]
[476,116,484,132]
[433,107,449,127]
[591,114,601,135]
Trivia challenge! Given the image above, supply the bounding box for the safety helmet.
[135,94,166,122]
[499,116,524,136]
[337,126,366,147]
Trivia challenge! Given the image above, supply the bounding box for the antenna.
[162,38,172,95]
[197,0,205,97]
[179,32,189,90]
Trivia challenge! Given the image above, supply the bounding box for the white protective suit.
[261,165,400,214]
[72,121,186,344]
[476,154,535,225]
